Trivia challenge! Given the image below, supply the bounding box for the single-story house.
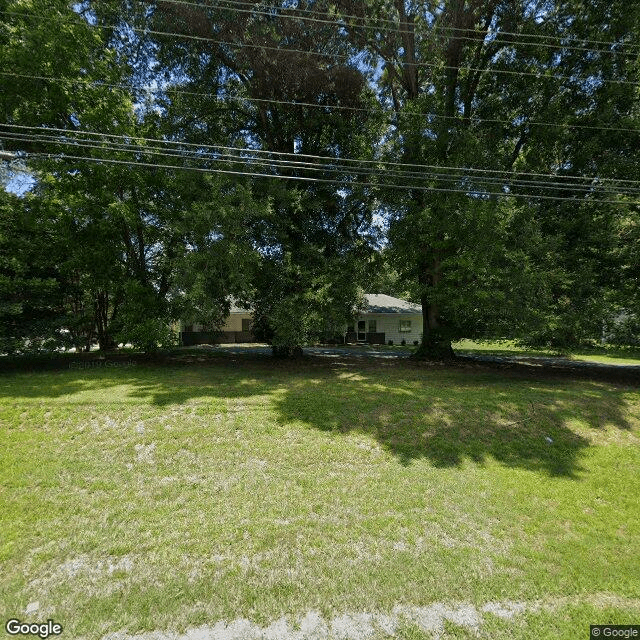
[179,293,423,346]
[346,294,423,345]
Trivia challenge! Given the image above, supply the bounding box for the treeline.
[1,0,639,356]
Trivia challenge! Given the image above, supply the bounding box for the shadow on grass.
[1,356,636,478]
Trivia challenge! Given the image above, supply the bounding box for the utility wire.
[213,0,640,50]
[4,130,640,195]
[4,123,638,185]
[26,150,640,205]
[0,133,637,194]
[5,10,640,87]
[0,133,625,196]
[3,70,639,135]
[150,0,640,54]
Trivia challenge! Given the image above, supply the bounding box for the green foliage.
[2,0,639,357]
[251,247,366,351]
[0,191,68,354]
[390,196,552,343]
[115,315,178,351]
[109,281,175,351]
[604,313,640,347]
[363,249,418,302]
[337,0,640,356]
[171,178,265,332]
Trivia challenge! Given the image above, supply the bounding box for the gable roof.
[363,294,422,314]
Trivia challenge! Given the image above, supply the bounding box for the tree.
[4,0,638,357]
[1,0,128,352]
[0,189,70,354]
[333,0,640,356]
[2,0,236,352]
[518,0,640,348]
[99,0,386,354]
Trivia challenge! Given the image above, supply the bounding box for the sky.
[2,163,35,196]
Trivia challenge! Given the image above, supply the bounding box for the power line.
[4,129,640,195]
[4,123,638,185]
[3,70,639,135]
[5,10,640,87]
[5,128,638,198]
[3,135,635,199]
[154,0,640,54]
[25,150,640,205]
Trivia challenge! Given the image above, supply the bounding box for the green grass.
[453,339,640,366]
[1,356,639,639]
[315,339,640,366]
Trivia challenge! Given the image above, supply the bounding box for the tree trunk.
[415,256,455,360]
[94,291,115,351]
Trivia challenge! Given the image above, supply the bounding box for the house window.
[242,318,251,332]
[368,319,377,333]
[399,319,412,332]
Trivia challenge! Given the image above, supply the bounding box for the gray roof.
[363,294,422,314]
[228,294,420,315]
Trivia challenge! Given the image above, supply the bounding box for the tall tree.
[111,0,384,354]
[1,0,128,352]
[334,0,640,356]
[2,0,204,351]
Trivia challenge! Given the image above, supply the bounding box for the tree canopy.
[1,0,638,356]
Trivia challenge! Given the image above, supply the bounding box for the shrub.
[413,340,419,346]
[605,313,640,346]
[401,339,406,346]
[388,340,393,346]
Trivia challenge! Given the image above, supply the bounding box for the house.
[180,300,254,346]
[179,293,423,346]
[346,294,423,345]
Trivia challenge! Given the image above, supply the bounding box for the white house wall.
[358,313,423,344]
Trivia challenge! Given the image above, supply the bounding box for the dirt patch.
[100,594,640,640]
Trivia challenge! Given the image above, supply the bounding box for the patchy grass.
[1,357,639,639]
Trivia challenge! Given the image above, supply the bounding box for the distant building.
[347,294,423,345]
[179,294,423,346]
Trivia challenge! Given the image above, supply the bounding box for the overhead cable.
[24,150,640,205]
[3,130,640,196]
[150,0,640,54]
[3,123,638,185]
[2,71,639,135]
[5,10,640,87]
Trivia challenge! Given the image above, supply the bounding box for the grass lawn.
[453,339,640,366]
[1,355,639,639]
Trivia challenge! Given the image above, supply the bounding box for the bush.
[116,317,178,352]
[605,313,640,346]
[401,339,406,346]
[388,340,393,346]
[413,340,419,346]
